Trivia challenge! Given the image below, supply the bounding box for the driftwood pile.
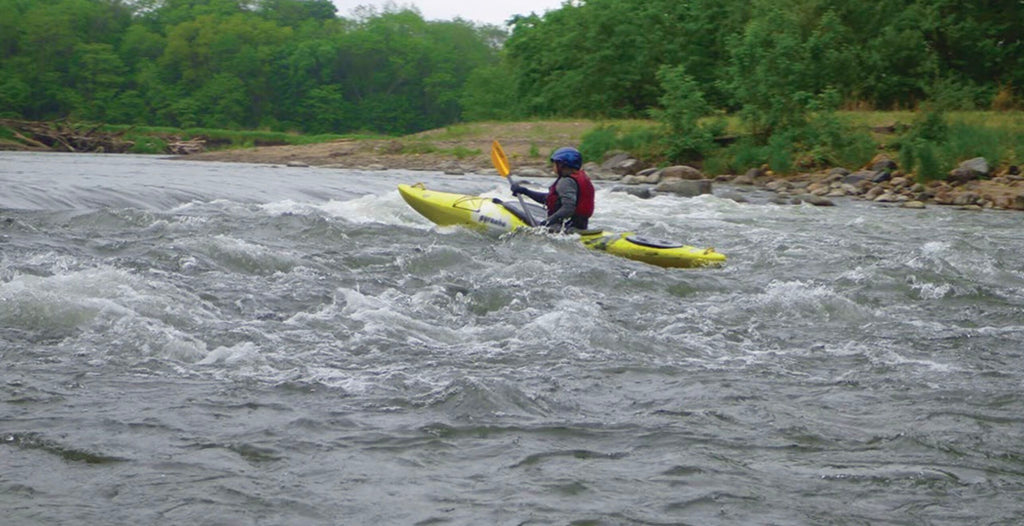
[1,119,136,153]
[1,119,209,155]
[167,138,206,154]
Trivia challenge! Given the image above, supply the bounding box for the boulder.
[794,194,835,206]
[949,157,990,183]
[660,165,705,180]
[655,179,712,197]
[515,167,547,178]
[844,170,877,186]
[611,185,655,199]
[601,153,645,175]
[621,173,659,185]
[871,171,892,183]
[745,167,767,179]
[732,173,756,185]
[870,154,898,172]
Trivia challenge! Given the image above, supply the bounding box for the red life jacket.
[546,169,595,218]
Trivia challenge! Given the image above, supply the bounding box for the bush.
[650,65,716,162]
[901,138,943,182]
[895,110,1017,182]
[128,135,168,154]
[579,124,668,165]
[578,125,620,162]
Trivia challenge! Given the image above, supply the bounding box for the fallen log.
[167,138,206,155]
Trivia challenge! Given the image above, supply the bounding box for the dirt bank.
[181,132,1024,212]
[184,122,593,172]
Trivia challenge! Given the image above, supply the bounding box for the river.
[2,152,1023,524]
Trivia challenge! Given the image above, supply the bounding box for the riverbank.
[183,124,1024,212]
[5,118,1023,211]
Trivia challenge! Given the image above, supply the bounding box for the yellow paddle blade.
[490,140,510,177]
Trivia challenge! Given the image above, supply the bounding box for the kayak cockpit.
[494,197,546,226]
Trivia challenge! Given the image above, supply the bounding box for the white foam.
[197,341,262,366]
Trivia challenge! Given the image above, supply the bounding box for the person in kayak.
[511,146,595,231]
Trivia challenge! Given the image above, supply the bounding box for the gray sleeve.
[546,177,578,225]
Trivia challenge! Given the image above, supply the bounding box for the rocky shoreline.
[8,122,1020,211]
[184,138,1024,212]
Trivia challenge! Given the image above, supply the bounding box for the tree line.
[0,0,504,134]
[1,0,1020,138]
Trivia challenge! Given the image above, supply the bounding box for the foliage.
[579,123,665,164]
[1,0,1021,155]
[649,65,719,162]
[896,110,1022,182]
[0,0,500,134]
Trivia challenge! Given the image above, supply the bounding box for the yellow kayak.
[398,183,726,269]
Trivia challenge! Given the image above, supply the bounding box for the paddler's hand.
[510,183,525,196]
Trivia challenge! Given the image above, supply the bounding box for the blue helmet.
[550,147,583,170]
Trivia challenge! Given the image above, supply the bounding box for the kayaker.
[511,146,595,231]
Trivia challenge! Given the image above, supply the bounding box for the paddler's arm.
[510,183,548,204]
[543,177,578,227]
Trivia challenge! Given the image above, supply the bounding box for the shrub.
[650,65,716,162]
[901,139,943,182]
[128,136,168,154]
[578,125,620,162]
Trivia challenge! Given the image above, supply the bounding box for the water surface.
[2,152,1023,524]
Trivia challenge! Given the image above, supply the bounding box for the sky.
[333,0,568,26]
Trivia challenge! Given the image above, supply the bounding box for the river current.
[1,152,1022,524]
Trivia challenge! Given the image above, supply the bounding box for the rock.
[871,171,892,183]
[285,160,310,167]
[870,154,898,172]
[515,167,547,178]
[611,185,655,199]
[794,194,835,206]
[600,153,644,175]
[745,167,767,179]
[865,186,886,200]
[732,174,756,185]
[621,172,658,185]
[655,179,712,197]
[1014,194,1024,210]
[843,170,877,185]
[660,165,704,180]
[952,192,980,206]
[890,176,910,188]
[901,201,926,209]
[960,157,990,175]
[949,157,990,183]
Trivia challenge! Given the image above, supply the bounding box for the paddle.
[490,140,536,227]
